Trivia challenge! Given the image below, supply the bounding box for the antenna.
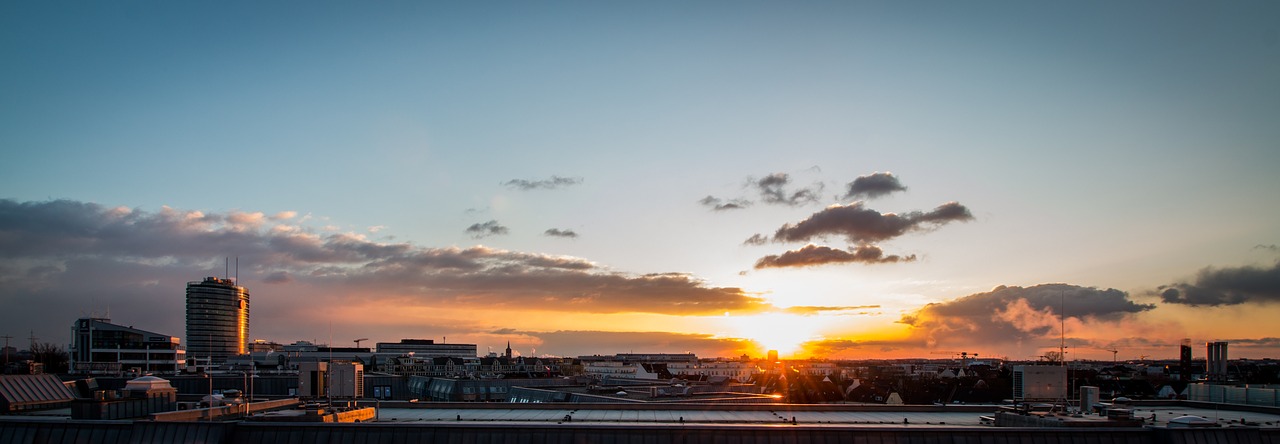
[225,257,229,280]
[235,256,239,285]
[1060,292,1066,367]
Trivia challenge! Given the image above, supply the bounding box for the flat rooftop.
[370,402,1280,428]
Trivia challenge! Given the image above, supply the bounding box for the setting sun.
[723,312,825,358]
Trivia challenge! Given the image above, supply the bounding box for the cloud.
[753,244,916,269]
[1157,260,1280,306]
[698,196,751,211]
[899,283,1155,349]
[263,271,292,284]
[843,172,907,200]
[781,305,881,316]
[544,228,578,238]
[0,199,772,338]
[767,201,973,244]
[269,211,297,221]
[753,173,824,206]
[1255,244,1278,252]
[742,234,769,246]
[501,176,583,191]
[465,220,510,238]
[513,330,756,358]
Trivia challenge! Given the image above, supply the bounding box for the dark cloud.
[0,199,776,343]
[742,234,769,246]
[465,220,509,238]
[781,305,881,316]
[698,196,751,211]
[544,228,578,238]
[263,271,292,284]
[1157,261,1280,306]
[1255,244,1279,252]
[753,173,823,207]
[899,284,1155,349]
[843,172,907,200]
[501,176,583,191]
[753,244,916,269]
[770,201,973,244]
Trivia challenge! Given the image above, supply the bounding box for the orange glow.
[723,313,824,358]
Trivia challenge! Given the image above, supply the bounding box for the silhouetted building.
[1206,341,1228,381]
[1179,340,1192,381]
[186,277,249,364]
[374,339,476,358]
[69,318,185,375]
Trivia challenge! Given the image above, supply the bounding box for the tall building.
[68,318,185,375]
[185,277,249,364]
[1206,341,1228,381]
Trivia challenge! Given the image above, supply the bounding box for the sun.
[723,312,823,358]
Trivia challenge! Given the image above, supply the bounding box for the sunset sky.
[3,1,1278,361]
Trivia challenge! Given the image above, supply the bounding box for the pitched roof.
[0,374,77,412]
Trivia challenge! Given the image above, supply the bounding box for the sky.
[2,1,1279,361]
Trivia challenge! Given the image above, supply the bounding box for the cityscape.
[3,1,1279,443]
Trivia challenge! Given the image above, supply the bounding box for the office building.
[1206,341,1228,381]
[69,318,185,375]
[1012,365,1067,401]
[185,277,250,364]
[374,339,476,358]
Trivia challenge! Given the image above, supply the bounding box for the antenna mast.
[1060,292,1066,366]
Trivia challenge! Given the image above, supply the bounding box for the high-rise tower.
[186,277,249,363]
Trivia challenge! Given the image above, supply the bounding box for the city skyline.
[2,1,1278,360]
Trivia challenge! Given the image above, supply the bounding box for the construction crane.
[353,338,369,348]
[1106,348,1119,364]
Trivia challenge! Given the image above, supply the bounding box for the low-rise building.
[69,318,185,375]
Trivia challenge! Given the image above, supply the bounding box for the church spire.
[505,341,512,359]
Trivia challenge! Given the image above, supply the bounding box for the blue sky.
[3,1,1278,359]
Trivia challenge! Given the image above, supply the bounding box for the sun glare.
[724,312,823,358]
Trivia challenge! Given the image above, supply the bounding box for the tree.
[30,342,69,374]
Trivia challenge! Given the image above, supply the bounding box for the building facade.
[185,277,249,364]
[374,339,476,359]
[69,318,185,375]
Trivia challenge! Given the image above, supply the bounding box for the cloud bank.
[1157,260,1280,306]
[0,199,774,345]
[898,283,1155,349]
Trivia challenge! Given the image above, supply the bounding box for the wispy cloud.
[1156,260,1280,306]
[842,172,907,200]
[754,244,915,269]
[465,220,509,238]
[501,176,583,191]
[753,173,824,207]
[544,228,578,238]
[698,196,751,211]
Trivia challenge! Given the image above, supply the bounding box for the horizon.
[2,1,1278,361]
